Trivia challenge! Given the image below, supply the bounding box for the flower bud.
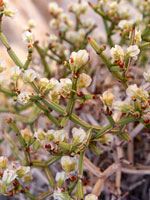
[28,19,37,29]
[69,2,88,15]
[61,156,77,172]
[49,91,60,104]
[102,134,114,145]
[10,66,21,81]
[49,78,61,91]
[17,92,30,105]
[0,156,8,169]
[72,127,86,144]
[77,73,92,89]
[55,171,67,188]
[22,31,34,44]
[48,2,62,16]
[46,130,55,142]
[110,45,124,62]
[54,129,68,142]
[85,194,98,200]
[60,78,72,96]
[23,69,36,83]
[0,60,6,72]
[16,166,30,178]
[69,50,89,73]
[34,129,46,140]
[21,128,33,145]
[102,90,114,107]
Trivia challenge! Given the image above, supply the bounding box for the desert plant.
[0,0,150,199]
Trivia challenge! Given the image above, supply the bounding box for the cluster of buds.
[49,2,73,33]
[0,158,31,195]
[68,1,88,15]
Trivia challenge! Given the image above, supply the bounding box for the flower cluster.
[0,158,31,195]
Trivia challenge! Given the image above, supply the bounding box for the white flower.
[69,2,88,15]
[83,18,95,28]
[72,127,87,144]
[109,1,118,13]
[54,129,68,142]
[110,45,124,62]
[10,66,21,81]
[126,45,140,60]
[77,73,92,89]
[66,31,79,43]
[59,22,68,32]
[17,92,30,105]
[49,78,61,92]
[49,19,58,29]
[60,78,72,93]
[85,194,98,200]
[102,90,114,107]
[69,50,89,73]
[16,166,30,178]
[143,69,150,82]
[2,169,17,185]
[0,75,10,88]
[118,1,130,18]
[118,20,133,30]
[0,60,6,72]
[53,188,71,200]
[40,77,49,92]
[46,129,55,141]
[48,34,58,44]
[23,69,36,83]
[112,100,131,112]
[55,171,67,188]
[0,156,8,169]
[61,156,77,172]
[126,84,148,100]
[28,19,37,29]
[22,31,34,44]
[48,2,62,15]
[34,129,46,140]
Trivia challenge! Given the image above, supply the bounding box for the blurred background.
[0,0,102,65]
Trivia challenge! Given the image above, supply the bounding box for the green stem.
[36,190,53,200]
[0,31,24,68]
[24,190,36,200]
[44,167,55,188]
[77,152,84,199]
[34,101,60,128]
